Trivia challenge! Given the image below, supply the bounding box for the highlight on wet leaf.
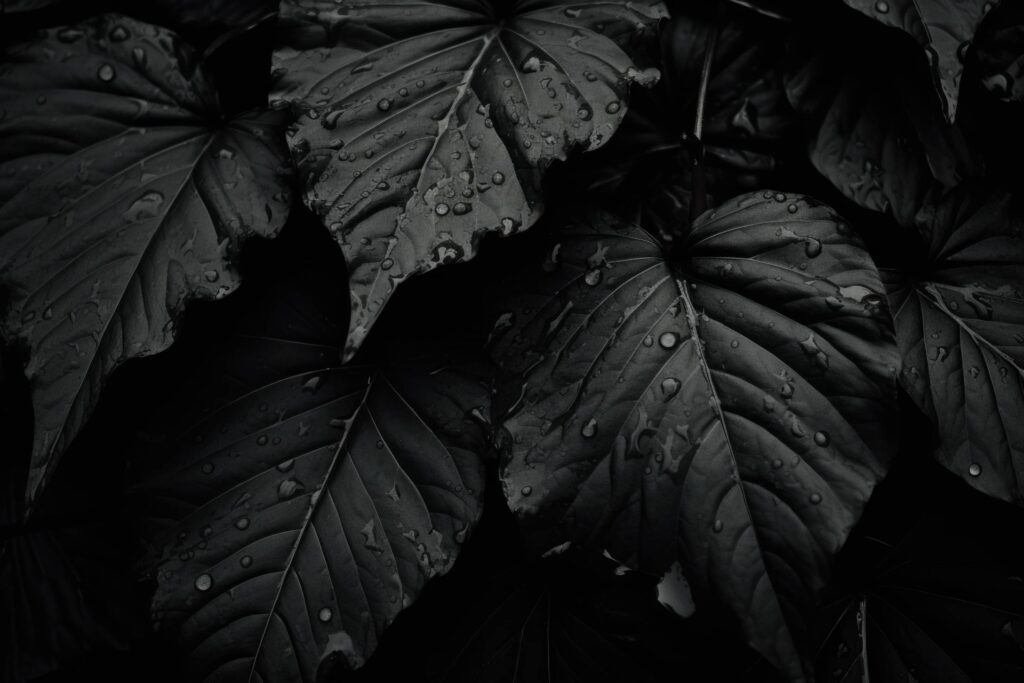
[884,186,1024,505]
[270,0,667,360]
[0,14,293,506]
[487,194,899,680]
[130,332,488,681]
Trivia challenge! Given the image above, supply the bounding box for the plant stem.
[688,21,720,222]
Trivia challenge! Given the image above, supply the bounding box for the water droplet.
[564,7,581,18]
[491,171,505,185]
[97,63,116,83]
[453,202,470,215]
[521,56,541,73]
[204,270,219,282]
[605,101,621,114]
[194,573,213,591]
[123,191,164,221]
[771,458,783,469]
[712,519,723,533]
[730,339,739,349]
[319,607,333,622]
[780,382,794,399]
[256,434,268,446]
[240,555,252,568]
[875,0,889,13]
[201,462,214,474]
[809,492,822,505]
[377,98,392,112]
[581,418,598,438]
[278,478,304,500]
[435,202,450,216]
[804,238,823,258]
[584,268,602,286]
[660,377,681,400]
[658,332,678,349]
[108,25,130,42]
[969,462,982,477]
[235,517,250,530]
[132,46,148,69]
[814,431,830,447]
[521,485,532,497]
[642,335,653,347]
[57,27,84,43]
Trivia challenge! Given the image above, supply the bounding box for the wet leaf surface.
[884,186,1024,505]
[270,0,667,360]
[0,15,293,506]
[488,193,900,679]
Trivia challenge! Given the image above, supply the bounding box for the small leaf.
[131,337,488,681]
[840,0,997,120]
[270,0,667,360]
[885,186,1024,505]
[0,15,293,505]
[488,194,899,679]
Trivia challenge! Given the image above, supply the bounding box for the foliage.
[1,0,1022,681]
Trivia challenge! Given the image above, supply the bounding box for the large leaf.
[785,27,975,226]
[0,15,293,506]
[270,0,666,360]
[885,187,1024,505]
[840,0,996,121]
[487,194,899,679]
[130,332,488,681]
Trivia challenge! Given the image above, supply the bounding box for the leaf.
[0,15,293,506]
[974,1,1024,103]
[567,7,797,243]
[885,186,1024,505]
[840,0,997,121]
[130,332,488,681]
[487,194,900,679]
[269,0,667,361]
[785,29,975,226]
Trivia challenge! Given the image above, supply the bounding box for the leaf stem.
[688,21,720,222]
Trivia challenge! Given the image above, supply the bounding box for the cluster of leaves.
[1,0,1022,681]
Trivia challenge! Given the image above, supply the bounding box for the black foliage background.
[2,0,1024,681]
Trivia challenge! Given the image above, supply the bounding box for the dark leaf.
[884,186,1024,505]
[270,0,667,361]
[840,0,996,121]
[0,15,293,506]
[129,280,490,681]
[567,7,797,243]
[785,27,975,226]
[488,194,899,679]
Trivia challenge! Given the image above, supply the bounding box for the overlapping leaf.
[975,1,1024,103]
[488,194,899,679]
[840,0,997,120]
[785,31,974,226]
[0,15,293,506]
[885,187,1024,505]
[270,0,667,360]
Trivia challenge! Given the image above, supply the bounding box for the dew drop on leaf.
[658,332,678,349]
[194,573,213,592]
[969,462,982,477]
[581,418,598,438]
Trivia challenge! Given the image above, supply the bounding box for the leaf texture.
[270,0,667,360]
[488,194,899,679]
[841,0,996,120]
[885,187,1024,505]
[0,15,293,506]
[132,333,488,682]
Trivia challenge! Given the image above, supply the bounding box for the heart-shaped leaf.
[840,0,997,121]
[885,186,1024,505]
[488,194,899,679]
[0,15,293,506]
[131,333,488,681]
[270,0,666,360]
